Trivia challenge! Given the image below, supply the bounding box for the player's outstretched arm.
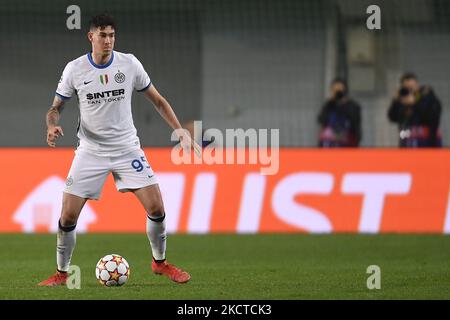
[143,85,201,157]
[46,96,65,148]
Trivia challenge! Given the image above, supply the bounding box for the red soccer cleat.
[152,259,191,284]
[37,271,68,287]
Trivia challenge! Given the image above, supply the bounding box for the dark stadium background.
[1,0,449,147]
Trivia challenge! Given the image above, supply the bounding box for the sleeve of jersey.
[133,56,152,92]
[55,62,75,100]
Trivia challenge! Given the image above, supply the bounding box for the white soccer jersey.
[56,51,152,156]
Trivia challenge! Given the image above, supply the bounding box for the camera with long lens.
[399,87,412,97]
[334,90,347,100]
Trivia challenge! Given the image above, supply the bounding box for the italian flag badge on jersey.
[100,74,109,85]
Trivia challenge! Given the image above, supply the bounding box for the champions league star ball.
[95,254,130,287]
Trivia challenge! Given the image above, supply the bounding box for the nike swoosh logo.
[83,80,93,85]
[148,175,154,179]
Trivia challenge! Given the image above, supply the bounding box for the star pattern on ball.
[109,269,120,281]
[97,260,107,271]
[112,255,123,264]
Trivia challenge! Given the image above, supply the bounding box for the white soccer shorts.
[63,148,158,200]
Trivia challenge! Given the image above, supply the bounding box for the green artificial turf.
[0,234,449,299]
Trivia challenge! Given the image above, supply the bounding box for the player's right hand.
[47,126,64,147]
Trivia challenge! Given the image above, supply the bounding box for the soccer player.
[38,13,200,286]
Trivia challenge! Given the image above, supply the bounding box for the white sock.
[56,220,76,272]
[146,214,167,261]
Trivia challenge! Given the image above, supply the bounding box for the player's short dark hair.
[89,13,116,31]
[400,72,418,83]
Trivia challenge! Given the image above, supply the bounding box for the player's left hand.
[179,130,202,158]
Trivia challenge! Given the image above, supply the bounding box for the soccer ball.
[95,254,130,287]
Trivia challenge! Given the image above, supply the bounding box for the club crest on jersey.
[115,70,125,84]
[99,74,109,85]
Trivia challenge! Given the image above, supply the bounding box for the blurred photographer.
[388,73,442,147]
[317,78,362,147]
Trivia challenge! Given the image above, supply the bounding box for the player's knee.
[147,205,165,219]
[60,211,78,227]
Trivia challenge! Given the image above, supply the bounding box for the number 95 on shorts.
[64,148,158,200]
